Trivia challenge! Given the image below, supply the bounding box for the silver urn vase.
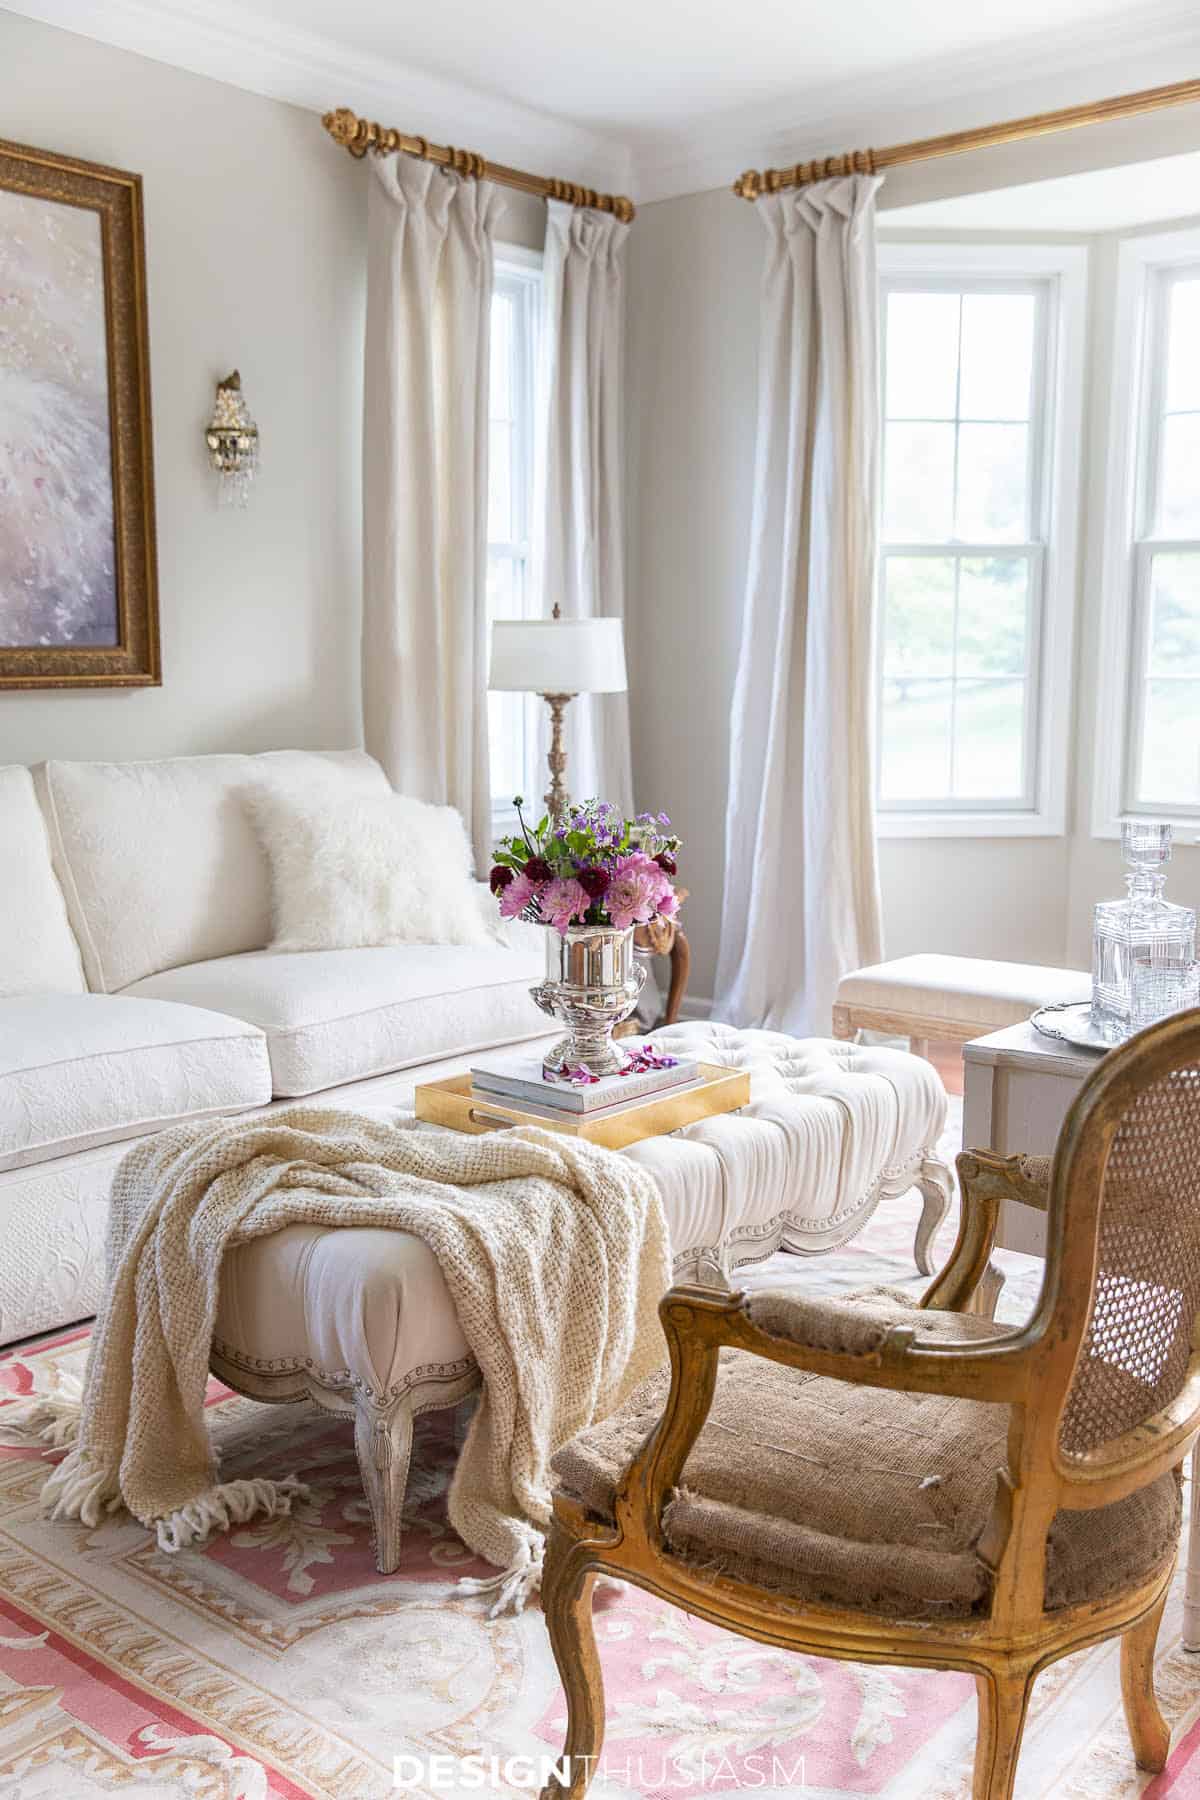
[532,924,646,1077]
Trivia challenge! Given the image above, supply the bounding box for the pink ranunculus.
[542,876,589,934]
[605,862,662,930]
[655,886,680,919]
[498,871,539,920]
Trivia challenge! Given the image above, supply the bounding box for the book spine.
[473,1064,696,1114]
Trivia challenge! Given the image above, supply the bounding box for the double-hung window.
[487,247,542,836]
[876,244,1085,836]
[1094,227,1200,830]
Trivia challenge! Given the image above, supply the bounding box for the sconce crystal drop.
[205,370,259,507]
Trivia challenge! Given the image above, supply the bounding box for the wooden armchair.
[539,1008,1200,1799]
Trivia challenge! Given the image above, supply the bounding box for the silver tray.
[1030,1001,1112,1053]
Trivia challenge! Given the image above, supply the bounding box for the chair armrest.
[957,1149,1052,1212]
[918,1149,1052,1316]
[737,1286,1036,1402]
[610,1283,1039,1542]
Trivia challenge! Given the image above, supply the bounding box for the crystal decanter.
[1091,822,1196,1043]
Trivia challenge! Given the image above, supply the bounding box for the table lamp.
[488,606,627,823]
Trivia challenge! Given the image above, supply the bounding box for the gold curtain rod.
[732,75,1200,201]
[323,107,635,221]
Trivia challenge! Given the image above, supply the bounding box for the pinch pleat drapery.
[713,175,885,1036]
[536,198,633,815]
[362,155,503,870]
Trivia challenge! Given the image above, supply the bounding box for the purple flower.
[523,855,553,883]
[542,876,589,934]
[499,871,539,919]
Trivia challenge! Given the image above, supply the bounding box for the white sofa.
[0,749,550,1345]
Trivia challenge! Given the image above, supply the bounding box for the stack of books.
[468,1044,702,1123]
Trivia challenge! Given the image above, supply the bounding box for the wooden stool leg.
[661,929,690,1028]
[1122,1590,1171,1769]
[1185,1441,1200,1652]
[972,1668,1034,1800]
[539,1527,605,1799]
[353,1393,414,1575]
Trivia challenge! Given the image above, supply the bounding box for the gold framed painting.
[0,138,159,688]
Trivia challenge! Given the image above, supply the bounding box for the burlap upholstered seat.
[552,1292,1182,1620]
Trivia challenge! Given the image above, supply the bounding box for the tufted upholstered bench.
[210,1023,952,1571]
[833,954,1090,1059]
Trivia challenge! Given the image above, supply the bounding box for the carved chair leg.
[914,1160,954,1276]
[969,1261,1006,1320]
[1184,1441,1200,1652]
[1121,1590,1171,1770]
[539,1529,605,1800]
[353,1393,415,1576]
[972,1668,1034,1800]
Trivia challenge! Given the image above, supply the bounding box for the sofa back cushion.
[36,750,389,992]
[0,765,85,997]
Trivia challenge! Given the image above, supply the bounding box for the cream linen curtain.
[713,175,885,1035]
[536,199,633,814]
[362,155,502,870]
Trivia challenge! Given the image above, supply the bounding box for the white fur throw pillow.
[247,785,492,951]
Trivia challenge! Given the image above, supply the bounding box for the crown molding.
[631,0,1200,203]
[2,0,634,193]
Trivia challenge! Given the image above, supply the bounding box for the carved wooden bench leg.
[353,1392,415,1576]
[914,1157,954,1276]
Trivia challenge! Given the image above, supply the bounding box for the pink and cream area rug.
[1,1101,1199,1800]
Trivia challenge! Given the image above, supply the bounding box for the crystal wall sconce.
[205,370,259,507]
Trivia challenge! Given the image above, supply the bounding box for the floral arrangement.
[489,797,681,936]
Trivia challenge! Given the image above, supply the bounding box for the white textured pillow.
[247,787,492,951]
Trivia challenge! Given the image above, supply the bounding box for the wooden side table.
[962,1019,1200,1653]
[617,892,691,1034]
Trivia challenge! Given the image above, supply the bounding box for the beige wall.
[627,120,1200,1007]
[0,12,544,771]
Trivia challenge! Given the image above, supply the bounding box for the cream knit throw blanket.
[21,1108,670,1614]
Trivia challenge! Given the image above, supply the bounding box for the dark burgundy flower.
[489,865,515,894]
[523,856,554,882]
[654,851,677,877]
[577,865,610,899]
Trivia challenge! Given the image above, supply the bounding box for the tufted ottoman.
[210,1024,951,1571]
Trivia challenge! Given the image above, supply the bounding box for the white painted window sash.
[1092,228,1200,838]
[875,240,1086,840]
[488,246,543,837]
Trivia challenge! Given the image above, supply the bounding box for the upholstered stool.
[833,953,1090,1058]
[211,1023,951,1571]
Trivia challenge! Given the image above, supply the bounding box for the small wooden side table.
[962,1018,1200,1653]
[617,892,691,1034]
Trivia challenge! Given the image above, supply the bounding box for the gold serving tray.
[414,1063,751,1151]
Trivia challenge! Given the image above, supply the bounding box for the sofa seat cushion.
[553,1311,1182,1620]
[836,954,1090,1032]
[0,996,271,1173]
[123,944,548,1097]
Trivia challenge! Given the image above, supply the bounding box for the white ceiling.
[167,0,1164,141]
[884,147,1200,232]
[7,0,1200,201]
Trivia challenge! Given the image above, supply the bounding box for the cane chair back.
[1057,1038,1200,1459]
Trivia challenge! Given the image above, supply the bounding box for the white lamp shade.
[488,616,627,695]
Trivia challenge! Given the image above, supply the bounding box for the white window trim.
[875,240,1087,839]
[1091,223,1200,840]
[489,242,543,839]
